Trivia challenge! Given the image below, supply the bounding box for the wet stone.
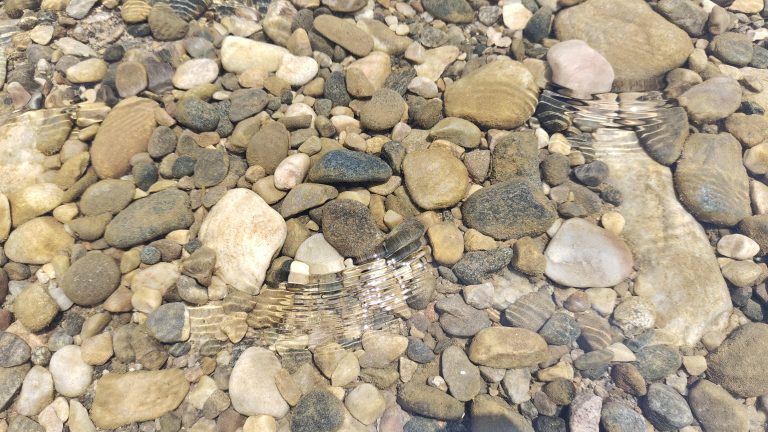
[634,344,681,382]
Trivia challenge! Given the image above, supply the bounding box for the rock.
[439,346,484,402]
[422,0,474,23]
[600,399,646,432]
[322,199,384,259]
[91,369,189,429]
[49,345,92,397]
[79,179,135,215]
[229,347,287,417]
[220,36,287,74]
[397,384,464,421]
[272,154,309,191]
[9,183,63,227]
[468,327,548,369]
[543,379,575,406]
[402,149,469,210]
[490,131,540,184]
[80,333,113,366]
[471,394,534,432]
[173,58,219,90]
[501,368,530,404]
[436,295,491,337]
[0,364,30,411]
[427,222,464,265]
[291,389,345,432]
[444,58,538,129]
[674,133,750,226]
[345,384,386,425]
[230,89,269,123]
[739,215,768,254]
[636,106,689,166]
[115,61,148,98]
[309,149,392,184]
[717,234,759,260]
[246,122,289,175]
[276,54,318,87]
[635,345,681,382]
[174,96,219,132]
[539,312,581,346]
[0,193,9,241]
[544,218,633,288]
[193,148,229,188]
[688,379,749,432]
[16,366,53,416]
[60,252,120,306]
[725,113,768,147]
[707,323,768,397]
[573,161,609,187]
[452,248,513,284]
[294,234,345,274]
[104,189,193,248]
[148,4,188,41]
[147,302,189,343]
[8,416,43,432]
[554,0,693,91]
[91,97,158,179]
[360,89,406,131]
[656,0,708,36]
[199,189,286,294]
[280,183,338,218]
[69,400,96,432]
[569,393,601,432]
[612,297,656,337]
[313,15,373,57]
[429,117,482,149]
[642,383,693,431]
[462,179,557,240]
[504,291,555,332]
[0,332,30,367]
[322,0,365,12]
[65,58,107,83]
[356,19,412,56]
[678,77,742,123]
[547,40,614,98]
[710,32,753,67]
[14,284,59,331]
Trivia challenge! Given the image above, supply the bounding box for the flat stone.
[6,217,73,264]
[60,252,120,306]
[429,117,482,149]
[16,366,53,417]
[104,189,193,249]
[279,183,338,218]
[707,323,768,397]
[471,394,534,432]
[65,58,107,83]
[600,398,646,432]
[678,77,742,123]
[91,369,190,429]
[710,32,754,67]
[148,3,188,40]
[345,383,385,426]
[468,327,548,369]
[436,295,491,337]
[656,0,708,36]
[444,58,538,129]
[79,179,135,215]
[547,40,614,98]
[313,15,373,57]
[0,332,30,367]
[641,383,693,430]
[554,0,693,91]
[452,248,514,284]
[569,393,602,432]
[229,347,288,417]
[9,183,63,227]
[115,61,148,98]
[491,131,540,184]
[220,36,288,74]
[688,379,749,432]
[403,149,469,210]
[308,149,392,184]
[397,383,464,421]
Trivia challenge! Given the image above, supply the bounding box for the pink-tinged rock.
[547,40,614,98]
[569,392,602,432]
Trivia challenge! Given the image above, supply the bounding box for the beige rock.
[220,36,288,74]
[402,149,469,210]
[80,333,113,365]
[346,52,391,98]
[0,193,10,241]
[427,222,464,266]
[65,59,108,84]
[9,183,64,226]
[468,327,548,369]
[243,415,277,432]
[5,217,73,264]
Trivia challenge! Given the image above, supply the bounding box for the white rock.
[188,376,219,410]
[547,40,614,98]
[751,179,768,214]
[600,211,625,235]
[294,234,345,275]
[54,37,97,57]
[66,0,98,19]
[569,392,602,432]
[502,368,531,404]
[612,296,656,336]
[407,76,438,98]
[586,287,617,315]
[38,404,64,432]
[744,142,768,174]
[682,355,707,376]
[49,345,93,397]
[606,343,636,362]
[229,347,289,417]
[717,234,760,260]
[544,218,633,288]
[345,383,386,425]
[273,153,310,191]
[502,1,533,31]
[414,45,460,82]
[243,415,277,432]
[17,366,54,416]
[276,54,318,86]
[68,400,96,432]
[346,51,392,96]
[172,59,219,90]
[199,189,287,294]
[220,36,288,74]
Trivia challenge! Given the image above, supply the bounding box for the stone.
[79,180,135,215]
[462,179,557,240]
[642,383,693,431]
[356,19,412,56]
[502,368,531,404]
[402,149,468,210]
[573,161,609,187]
[65,58,108,83]
[554,0,693,91]
[707,323,768,397]
[49,345,92,397]
[91,369,189,429]
[104,189,193,248]
[69,400,95,432]
[441,345,484,402]
[569,393,602,432]
[9,183,63,226]
[429,117,482,149]
[688,379,749,432]
[16,366,53,416]
[444,58,538,129]
[199,189,286,294]
[397,384,464,421]
[635,345,681,382]
[246,122,289,175]
[147,302,189,343]
[280,183,338,218]
[229,347,287,417]
[0,332,30,367]
[543,379,575,405]
[547,40,614,98]
[674,133,750,226]
[175,97,219,132]
[544,218,633,288]
[220,36,287,74]
[725,113,768,147]
[173,59,219,90]
[427,223,464,265]
[115,61,148,98]
[471,394,534,432]
[468,327,548,369]
[0,193,9,241]
[452,248,514,284]
[422,0,473,23]
[600,399,646,432]
[657,0,708,36]
[0,364,30,411]
[91,97,158,179]
[291,389,345,432]
[504,291,555,332]
[60,252,120,306]
[678,77,742,123]
[321,199,384,259]
[491,131,540,184]
[710,32,754,67]
[276,54,318,87]
[309,149,392,184]
[345,384,386,425]
[294,234,345,274]
[539,312,581,346]
[717,234,760,260]
[612,297,655,337]
[436,295,491,337]
[14,284,59,332]
[360,89,406,131]
[80,333,113,366]
[313,15,373,57]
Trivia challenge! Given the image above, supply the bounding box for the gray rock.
[642,383,693,431]
[452,248,514,284]
[678,77,742,123]
[656,0,708,36]
[175,96,220,132]
[291,389,346,432]
[710,32,754,67]
[422,0,474,23]
[104,189,193,248]
[324,72,351,107]
[321,199,384,259]
[146,302,189,343]
[707,323,768,397]
[0,332,30,367]
[308,149,392,184]
[397,383,464,421]
[750,45,768,69]
[360,89,405,131]
[193,148,229,188]
[524,7,553,43]
[407,337,435,364]
[573,160,609,186]
[462,179,557,240]
[0,364,30,410]
[739,215,768,254]
[435,295,491,337]
[688,379,749,432]
[148,126,177,158]
[634,344,681,382]
[539,312,581,346]
[574,349,613,371]
[8,416,44,432]
[229,89,269,123]
[472,394,534,432]
[279,183,338,218]
[540,153,570,186]
[441,345,484,402]
[635,106,689,165]
[504,291,555,332]
[490,131,540,184]
[60,252,120,306]
[600,398,646,432]
[79,179,135,216]
[543,379,575,406]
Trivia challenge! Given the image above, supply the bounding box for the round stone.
[547,40,614,98]
[360,88,406,131]
[402,149,469,210]
[60,252,121,306]
[173,59,219,90]
[49,345,93,397]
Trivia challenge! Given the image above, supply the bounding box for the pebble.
[710,32,754,66]
[229,347,287,417]
[104,189,193,248]
[708,323,768,397]
[245,122,289,174]
[427,222,464,265]
[115,61,148,98]
[273,153,309,191]
[60,252,120,306]
[429,117,482,149]
[279,183,338,218]
[547,40,614,97]
[291,389,345,432]
[174,96,220,132]
[0,364,30,411]
[569,392,602,432]
[544,218,633,288]
[360,89,406,131]
[9,183,62,227]
[148,3,188,41]
[502,1,533,31]
[146,302,189,343]
[435,295,492,337]
[68,400,96,432]
[612,297,656,337]
[657,0,708,36]
[441,345,484,402]
[717,234,760,259]
[361,331,408,366]
[90,369,189,429]
[678,77,742,123]
[491,131,540,184]
[444,58,538,129]
[91,97,158,178]
[309,149,392,184]
[172,59,219,90]
[641,383,693,430]
[276,54,318,87]
[471,394,535,431]
[345,384,386,425]
[199,188,286,294]
[14,283,60,332]
[65,58,107,83]
[402,149,468,210]
[16,366,53,416]
[468,327,548,369]
[539,312,581,346]
[452,248,513,284]
[29,25,54,45]
[635,344,681,382]
[80,332,113,365]
[313,15,373,57]
[504,291,555,332]
[600,398,646,432]
[502,368,531,404]
[49,345,92,397]
[79,179,135,215]
[220,36,287,74]
[688,379,750,432]
[397,383,464,421]
[0,332,30,367]
[194,148,229,188]
[294,234,344,274]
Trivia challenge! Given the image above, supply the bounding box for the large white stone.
[172,58,219,90]
[294,234,345,275]
[229,347,289,418]
[273,153,310,191]
[220,36,288,74]
[545,218,633,288]
[16,366,54,416]
[49,345,93,397]
[199,189,287,294]
[276,54,318,86]
[547,40,614,98]
[69,400,96,432]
